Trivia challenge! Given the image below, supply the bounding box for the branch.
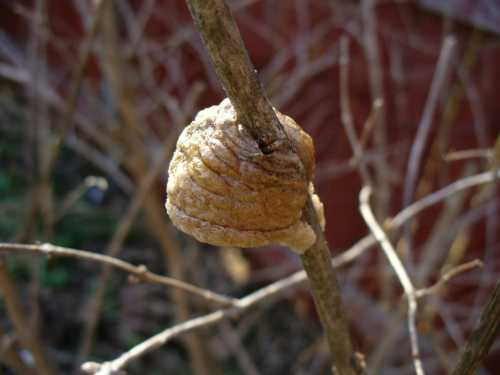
[185,0,286,154]
[359,186,425,375]
[414,260,483,299]
[0,243,236,307]
[451,281,500,375]
[185,1,357,373]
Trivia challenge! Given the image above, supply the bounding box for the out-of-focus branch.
[0,243,237,307]
[46,0,106,173]
[402,36,456,250]
[451,281,500,375]
[414,260,483,299]
[339,36,372,186]
[0,258,58,375]
[0,313,37,375]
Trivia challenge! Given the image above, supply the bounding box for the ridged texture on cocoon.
[166,98,323,253]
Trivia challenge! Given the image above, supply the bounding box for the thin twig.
[402,36,456,260]
[415,260,483,299]
[185,0,287,154]
[0,243,236,307]
[339,36,372,186]
[46,0,107,174]
[444,149,494,162]
[451,281,500,375]
[359,186,425,375]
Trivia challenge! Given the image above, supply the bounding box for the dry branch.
[359,186,425,375]
[0,243,236,307]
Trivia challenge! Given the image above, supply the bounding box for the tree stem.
[185,1,358,373]
[185,0,286,154]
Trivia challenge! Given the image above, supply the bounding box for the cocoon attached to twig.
[166,98,324,253]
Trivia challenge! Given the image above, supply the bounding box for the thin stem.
[0,243,236,307]
[185,0,287,154]
[359,186,425,375]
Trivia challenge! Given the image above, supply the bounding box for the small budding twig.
[185,0,358,374]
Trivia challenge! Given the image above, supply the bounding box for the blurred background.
[0,0,499,374]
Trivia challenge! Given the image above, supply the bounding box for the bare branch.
[415,260,483,299]
[185,0,287,154]
[402,36,456,252]
[359,186,424,375]
[339,36,372,186]
[0,243,236,307]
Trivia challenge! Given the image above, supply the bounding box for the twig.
[81,169,500,374]
[361,0,390,221]
[339,36,372,186]
[451,281,500,375]
[402,36,456,258]
[46,0,106,173]
[185,0,287,155]
[0,243,236,307]
[415,260,483,299]
[185,1,357,373]
[359,186,425,375]
[444,149,494,162]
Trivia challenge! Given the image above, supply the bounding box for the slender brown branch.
[47,0,106,174]
[339,36,372,186]
[185,0,287,154]
[451,281,500,375]
[300,198,357,375]
[185,1,357,373]
[415,260,483,299]
[0,243,236,307]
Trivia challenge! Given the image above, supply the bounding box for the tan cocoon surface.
[166,98,323,253]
